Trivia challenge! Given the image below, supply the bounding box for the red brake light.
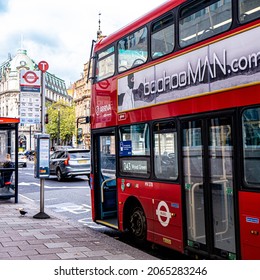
[64,155,70,165]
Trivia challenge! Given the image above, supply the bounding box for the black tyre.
[128,206,147,245]
[56,169,63,182]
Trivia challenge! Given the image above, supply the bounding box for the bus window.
[118,27,148,73]
[179,0,232,48]
[239,0,260,23]
[119,123,150,156]
[96,46,115,81]
[119,123,150,178]
[151,13,175,59]
[153,121,178,180]
[242,107,260,186]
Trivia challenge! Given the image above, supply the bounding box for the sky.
[0,0,166,87]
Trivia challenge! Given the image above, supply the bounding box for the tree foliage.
[45,100,75,145]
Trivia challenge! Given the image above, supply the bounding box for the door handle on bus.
[101,177,116,203]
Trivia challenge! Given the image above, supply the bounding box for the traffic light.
[44,113,49,124]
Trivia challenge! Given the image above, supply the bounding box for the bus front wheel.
[128,206,147,245]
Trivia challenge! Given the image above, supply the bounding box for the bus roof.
[94,0,184,52]
[0,117,20,124]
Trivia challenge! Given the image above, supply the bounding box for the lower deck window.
[153,120,178,180]
[119,123,150,178]
[242,107,260,186]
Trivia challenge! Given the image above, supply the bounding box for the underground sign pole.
[33,61,50,219]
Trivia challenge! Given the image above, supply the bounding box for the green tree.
[45,101,75,145]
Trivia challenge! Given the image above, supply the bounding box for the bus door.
[181,114,237,259]
[92,129,118,228]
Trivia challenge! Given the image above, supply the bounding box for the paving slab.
[0,197,158,260]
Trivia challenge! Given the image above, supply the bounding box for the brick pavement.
[0,197,158,260]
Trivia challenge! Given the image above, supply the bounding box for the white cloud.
[0,0,165,86]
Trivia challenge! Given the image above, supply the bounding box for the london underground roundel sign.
[22,71,39,84]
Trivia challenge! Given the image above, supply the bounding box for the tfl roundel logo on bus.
[156,201,172,227]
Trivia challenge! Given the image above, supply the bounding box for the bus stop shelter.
[0,117,19,203]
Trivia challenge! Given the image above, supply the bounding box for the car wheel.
[56,169,63,182]
[24,163,27,168]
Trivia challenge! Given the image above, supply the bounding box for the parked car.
[11,152,27,167]
[18,152,27,167]
[53,145,73,151]
[49,148,90,181]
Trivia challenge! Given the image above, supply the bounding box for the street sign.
[19,70,41,124]
[20,70,41,92]
[23,71,39,84]
[38,61,49,72]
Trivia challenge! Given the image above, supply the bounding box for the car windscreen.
[69,152,90,159]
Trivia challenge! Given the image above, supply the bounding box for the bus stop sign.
[38,61,49,73]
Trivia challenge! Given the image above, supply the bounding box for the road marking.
[19,182,40,186]
[46,202,91,214]
[45,198,58,202]
[18,194,34,202]
[45,185,88,189]
[78,217,105,229]
[18,182,88,189]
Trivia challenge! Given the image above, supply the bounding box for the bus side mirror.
[77,128,83,144]
[86,116,91,124]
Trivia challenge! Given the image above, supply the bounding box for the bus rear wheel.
[128,206,147,245]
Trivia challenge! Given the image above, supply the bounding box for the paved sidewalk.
[0,197,158,260]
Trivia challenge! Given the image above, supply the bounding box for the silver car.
[49,148,90,181]
[11,152,27,167]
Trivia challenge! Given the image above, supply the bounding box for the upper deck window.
[151,13,175,59]
[96,46,115,81]
[179,0,232,48]
[118,27,148,73]
[239,0,260,23]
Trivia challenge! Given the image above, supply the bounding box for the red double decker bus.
[88,0,260,260]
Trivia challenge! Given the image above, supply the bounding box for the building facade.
[73,61,91,150]
[0,49,72,151]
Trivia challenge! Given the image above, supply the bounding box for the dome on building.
[9,49,37,71]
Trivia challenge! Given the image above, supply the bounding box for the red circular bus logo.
[22,71,39,84]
